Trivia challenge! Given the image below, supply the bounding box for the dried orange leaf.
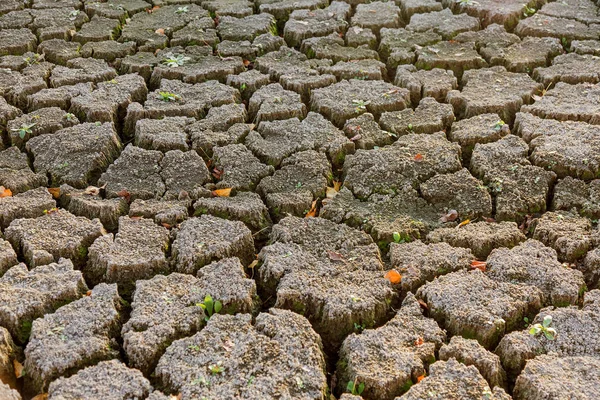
[155,28,165,35]
[457,219,471,228]
[48,187,60,199]
[414,337,424,346]
[248,259,259,269]
[13,359,23,378]
[305,200,317,218]
[327,250,345,261]
[31,394,48,400]
[414,153,424,162]
[84,186,100,196]
[326,187,338,199]
[212,188,232,197]
[161,222,173,229]
[470,260,487,272]
[0,186,12,198]
[333,181,342,191]
[86,290,92,296]
[116,190,131,202]
[416,374,425,383]
[384,269,402,284]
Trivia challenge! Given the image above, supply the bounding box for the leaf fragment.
[212,188,232,197]
[327,250,345,261]
[384,269,402,284]
[0,186,13,198]
[305,200,318,218]
[47,187,61,199]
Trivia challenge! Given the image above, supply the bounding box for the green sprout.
[157,91,181,102]
[197,294,222,321]
[493,120,505,132]
[68,10,80,20]
[176,6,189,13]
[209,362,224,375]
[354,322,365,332]
[12,122,36,139]
[529,315,557,340]
[162,53,191,68]
[347,379,365,396]
[64,113,76,122]
[523,5,536,16]
[352,99,370,113]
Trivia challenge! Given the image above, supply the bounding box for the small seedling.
[523,5,536,16]
[162,53,191,67]
[347,379,365,396]
[529,315,557,340]
[492,120,505,132]
[240,83,247,91]
[176,6,189,13]
[209,362,224,375]
[197,294,222,321]
[354,322,365,332]
[157,91,181,102]
[12,122,36,139]
[352,99,370,113]
[392,231,408,244]
[65,113,76,122]
[68,10,80,20]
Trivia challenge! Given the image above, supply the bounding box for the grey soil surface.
[2,0,600,399]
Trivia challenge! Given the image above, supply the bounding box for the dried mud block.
[351,1,401,36]
[389,240,473,293]
[571,39,600,55]
[522,82,600,125]
[155,310,327,399]
[0,327,21,390]
[79,40,136,62]
[343,113,394,150]
[7,107,79,149]
[397,0,442,21]
[448,113,510,164]
[469,134,530,179]
[342,132,462,199]
[532,211,595,262]
[487,37,563,73]
[257,216,396,351]
[26,122,122,189]
[248,83,306,124]
[0,28,36,56]
[447,0,542,30]
[0,147,47,195]
[149,53,245,87]
[0,259,87,344]
[202,0,253,18]
[59,184,128,231]
[226,70,271,101]
[129,199,191,227]
[515,13,600,41]
[0,187,56,230]
[27,83,93,112]
[407,9,480,39]
[538,0,600,25]
[211,144,274,191]
[85,216,169,291]
[416,269,543,349]
[69,73,148,125]
[336,294,446,400]
[317,59,386,82]
[439,336,507,390]
[534,53,600,87]
[513,355,600,400]
[420,169,492,220]
[487,239,586,306]
[0,96,22,137]
[394,65,457,105]
[0,239,18,277]
[378,28,441,71]
[36,39,79,65]
[0,68,47,109]
[5,209,104,268]
[427,221,526,260]
[47,360,152,400]
[246,112,353,167]
[257,0,328,22]
[583,248,600,289]
[194,192,272,239]
[48,58,117,88]
[415,41,487,81]
[397,359,511,400]
[256,150,331,220]
[123,258,257,375]
[218,13,276,41]
[283,2,350,47]
[321,187,442,246]
[497,290,600,378]
[310,79,411,128]
[190,123,252,159]
[160,149,212,200]
[379,97,454,137]
[552,177,600,219]
[71,16,121,44]
[23,283,122,394]
[0,382,20,400]
[446,66,542,123]
[171,215,254,275]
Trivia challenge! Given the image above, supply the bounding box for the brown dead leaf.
[13,359,23,378]
[161,222,173,229]
[116,190,131,202]
[417,299,428,310]
[349,133,362,141]
[305,200,318,218]
[212,188,232,197]
[86,290,92,296]
[327,250,345,261]
[439,209,458,223]
[0,186,12,198]
[155,28,165,35]
[148,5,160,12]
[169,395,182,400]
[212,167,224,180]
[48,187,60,199]
[414,153,424,162]
[384,269,402,284]
[484,217,496,223]
[31,394,48,400]
[243,59,251,67]
[470,260,487,272]
[457,219,471,228]
[326,187,338,199]
[130,216,143,221]
[333,180,342,191]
